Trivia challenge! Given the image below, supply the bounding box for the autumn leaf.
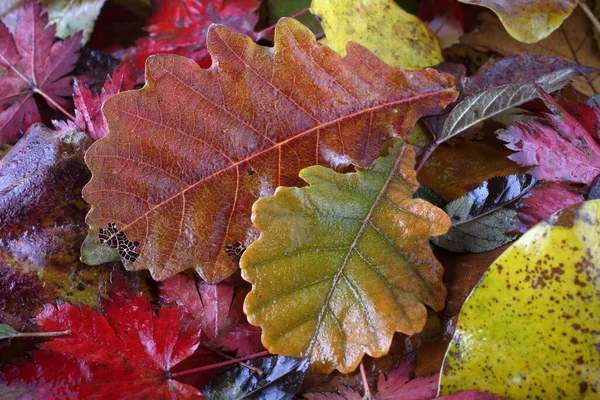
[458,0,577,43]
[81,17,457,282]
[203,356,309,399]
[440,200,600,398]
[310,0,443,69]
[126,0,260,69]
[0,0,81,144]
[0,283,208,399]
[56,57,137,140]
[499,91,600,187]
[433,174,536,253]
[241,143,450,373]
[461,8,600,96]
[516,183,585,231]
[160,274,264,356]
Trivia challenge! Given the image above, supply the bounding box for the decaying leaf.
[203,356,309,399]
[433,174,536,253]
[0,0,81,144]
[242,143,451,373]
[81,17,457,282]
[499,91,600,187]
[417,132,529,202]
[310,0,442,69]
[440,200,600,398]
[0,283,207,399]
[516,183,585,231]
[458,0,577,43]
[461,8,600,96]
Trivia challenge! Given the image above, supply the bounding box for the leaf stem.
[579,1,600,34]
[212,349,264,376]
[256,8,311,40]
[169,350,270,378]
[359,361,372,398]
[33,88,76,122]
[414,141,438,175]
[1,330,71,340]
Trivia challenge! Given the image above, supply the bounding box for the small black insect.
[99,222,141,263]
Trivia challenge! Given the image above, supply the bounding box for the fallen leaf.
[0,0,81,144]
[160,274,264,356]
[310,0,442,69]
[460,8,600,96]
[433,174,536,253]
[81,18,457,282]
[417,132,529,202]
[375,359,438,399]
[241,143,451,373]
[262,0,323,41]
[458,0,577,43]
[0,282,207,399]
[203,356,309,399]
[435,54,593,143]
[126,0,259,70]
[589,175,600,199]
[516,183,585,231]
[499,92,600,187]
[56,57,137,139]
[440,200,600,397]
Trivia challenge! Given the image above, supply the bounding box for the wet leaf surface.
[440,200,600,398]
[433,174,535,253]
[203,356,309,400]
[242,143,450,373]
[82,18,457,282]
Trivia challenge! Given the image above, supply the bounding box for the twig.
[579,1,600,34]
[256,8,311,40]
[169,350,270,378]
[359,361,372,398]
[33,88,76,122]
[212,349,264,376]
[1,330,71,340]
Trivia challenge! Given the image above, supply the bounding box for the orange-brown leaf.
[81,18,457,282]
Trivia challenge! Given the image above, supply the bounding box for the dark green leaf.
[203,356,309,400]
[433,174,536,253]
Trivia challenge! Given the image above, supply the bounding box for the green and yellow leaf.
[440,200,600,398]
[241,143,451,373]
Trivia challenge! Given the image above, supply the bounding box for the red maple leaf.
[500,92,600,187]
[160,274,264,356]
[0,0,81,144]
[55,58,137,140]
[0,282,212,399]
[124,0,260,70]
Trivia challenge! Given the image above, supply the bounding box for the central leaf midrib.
[306,146,407,356]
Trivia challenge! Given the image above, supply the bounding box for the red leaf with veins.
[160,274,263,356]
[0,0,81,144]
[0,282,209,399]
[516,183,585,230]
[125,0,260,70]
[56,58,137,140]
[500,92,600,186]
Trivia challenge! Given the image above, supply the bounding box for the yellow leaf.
[440,200,600,398]
[459,0,577,43]
[241,143,451,373]
[310,0,443,69]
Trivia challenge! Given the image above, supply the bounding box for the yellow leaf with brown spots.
[440,200,600,398]
[459,0,577,43]
[241,143,450,373]
[461,8,600,96]
[310,0,443,69]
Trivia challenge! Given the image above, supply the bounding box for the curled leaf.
[242,143,450,373]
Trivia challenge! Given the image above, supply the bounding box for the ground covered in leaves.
[0,0,599,399]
